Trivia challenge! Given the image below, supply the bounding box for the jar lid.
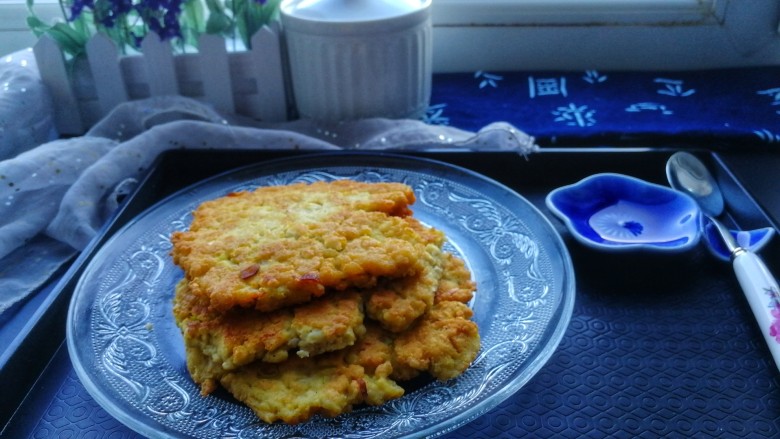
[280,0,431,34]
[282,0,428,22]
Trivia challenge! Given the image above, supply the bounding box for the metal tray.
[3,149,780,438]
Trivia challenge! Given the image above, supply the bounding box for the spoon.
[666,151,780,371]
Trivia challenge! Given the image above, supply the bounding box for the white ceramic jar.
[280,0,433,122]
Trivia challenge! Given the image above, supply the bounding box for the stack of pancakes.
[171,180,480,424]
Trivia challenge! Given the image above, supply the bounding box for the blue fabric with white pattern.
[428,68,780,148]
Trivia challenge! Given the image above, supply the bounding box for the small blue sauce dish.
[546,173,701,253]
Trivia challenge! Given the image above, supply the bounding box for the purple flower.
[68,0,186,39]
[771,306,780,343]
[61,0,280,53]
[68,0,95,21]
[136,0,185,41]
[770,321,780,343]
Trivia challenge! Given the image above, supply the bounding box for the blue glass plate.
[546,173,701,253]
[67,152,576,439]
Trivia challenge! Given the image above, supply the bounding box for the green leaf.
[26,0,39,18]
[72,14,93,38]
[236,17,249,49]
[44,22,90,57]
[204,0,226,14]
[183,0,206,33]
[235,0,280,47]
[26,16,50,37]
[24,0,282,55]
[255,0,281,24]
[206,11,233,35]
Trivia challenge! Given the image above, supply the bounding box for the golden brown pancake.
[171,180,481,424]
[218,298,479,424]
[220,325,404,424]
[391,301,480,382]
[171,180,437,313]
[173,280,367,394]
[176,248,478,422]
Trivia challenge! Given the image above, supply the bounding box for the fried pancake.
[204,255,479,424]
[391,301,480,382]
[174,247,451,394]
[434,252,476,305]
[220,325,403,424]
[362,213,449,332]
[174,280,367,394]
[219,300,479,424]
[390,252,478,381]
[171,180,481,424]
[364,243,444,333]
[364,242,476,333]
[171,181,433,313]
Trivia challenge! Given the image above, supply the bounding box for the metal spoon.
[667,151,780,371]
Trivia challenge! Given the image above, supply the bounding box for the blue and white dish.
[701,217,775,261]
[546,173,701,252]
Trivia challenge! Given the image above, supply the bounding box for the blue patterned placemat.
[427,68,780,149]
[10,242,780,438]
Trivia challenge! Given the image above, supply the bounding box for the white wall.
[0,31,39,56]
[429,0,780,72]
[0,2,58,56]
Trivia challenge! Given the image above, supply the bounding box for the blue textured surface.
[34,372,141,438]
[10,242,780,438]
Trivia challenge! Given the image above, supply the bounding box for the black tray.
[3,149,780,438]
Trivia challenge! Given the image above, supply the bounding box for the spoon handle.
[732,250,780,371]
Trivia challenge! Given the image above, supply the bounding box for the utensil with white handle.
[666,151,780,372]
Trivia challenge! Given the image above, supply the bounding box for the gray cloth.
[0,95,538,320]
[0,49,57,160]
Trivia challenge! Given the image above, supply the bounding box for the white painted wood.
[140,36,178,96]
[247,25,288,122]
[86,33,128,117]
[119,55,150,99]
[32,35,83,134]
[32,26,290,132]
[197,34,235,114]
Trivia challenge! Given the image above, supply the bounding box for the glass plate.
[67,152,576,438]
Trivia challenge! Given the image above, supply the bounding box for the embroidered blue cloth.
[428,68,780,148]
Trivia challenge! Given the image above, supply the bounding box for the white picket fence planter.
[33,25,289,135]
